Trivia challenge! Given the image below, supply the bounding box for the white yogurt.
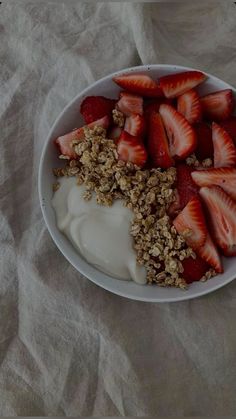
[52,177,147,284]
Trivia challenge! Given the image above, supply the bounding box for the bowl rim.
[38,63,236,302]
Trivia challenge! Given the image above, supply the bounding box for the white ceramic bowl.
[38,64,236,302]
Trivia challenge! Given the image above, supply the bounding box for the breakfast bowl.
[38,64,236,302]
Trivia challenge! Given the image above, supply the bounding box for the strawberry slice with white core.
[173,197,207,250]
[191,168,236,201]
[124,114,145,137]
[212,122,236,168]
[148,112,173,169]
[220,117,236,144]
[200,89,234,121]
[159,71,206,99]
[116,92,143,116]
[199,186,236,256]
[117,131,147,167]
[55,115,109,158]
[197,232,223,273]
[113,73,163,97]
[177,89,202,124]
[159,104,197,159]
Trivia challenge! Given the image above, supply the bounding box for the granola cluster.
[53,125,215,288]
[186,153,213,168]
[112,109,125,127]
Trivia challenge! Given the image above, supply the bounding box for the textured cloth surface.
[1,1,236,416]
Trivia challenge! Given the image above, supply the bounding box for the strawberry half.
[117,131,147,167]
[182,256,210,283]
[220,116,236,145]
[159,70,206,99]
[194,122,213,161]
[116,92,143,116]
[159,104,197,159]
[55,116,109,158]
[113,73,163,97]
[197,232,223,273]
[147,112,174,169]
[212,122,236,168]
[191,168,236,201]
[200,89,234,121]
[80,96,116,124]
[199,186,236,256]
[177,89,202,124]
[173,197,207,250]
[124,114,145,137]
[176,164,199,210]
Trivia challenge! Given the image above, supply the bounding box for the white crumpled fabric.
[1,1,236,416]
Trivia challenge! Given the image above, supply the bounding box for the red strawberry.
[197,232,223,273]
[194,122,213,161]
[176,164,199,210]
[55,116,109,158]
[199,186,236,256]
[117,131,147,167]
[159,70,206,99]
[212,122,236,168]
[108,125,122,142]
[147,112,174,169]
[116,92,143,116]
[177,89,202,124]
[124,114,145,137]
[220,116,236,144]
[80,96,116,124]
[182,255,210,283]
[159,104,197,159]
[173,197,207,250]
[113,73,163,97]
[144,98,173,120]
[200,89,234,121]
[191,168,236,201]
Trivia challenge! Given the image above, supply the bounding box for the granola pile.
[52,125,216,289]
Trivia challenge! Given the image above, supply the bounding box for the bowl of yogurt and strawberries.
[38,64,236,302]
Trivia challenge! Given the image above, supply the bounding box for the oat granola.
[112,109,125,127]
[53,124,216,288]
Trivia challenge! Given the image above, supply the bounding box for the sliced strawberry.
[159,71,206,99]
[220,116,236,144]
[196,232,223,273]
[159,104,196,159]
[173,197,207,250]
[200,89,234,121]
[212,122,236,168]
[176,164,199,210]
[117,131,147,167]
[177,89,202,124]
[55,116,109,158]
[147,112,174,169]
[80,96,116,124]
[143,98,173,120]
[113,73,163,97]
[108,125,122,142]
[194,122,213,160]
[116,92,143,116]
[182,255,210,283]
[191,168,236,201]
[124,114,145,137]
[199,186,236,256]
